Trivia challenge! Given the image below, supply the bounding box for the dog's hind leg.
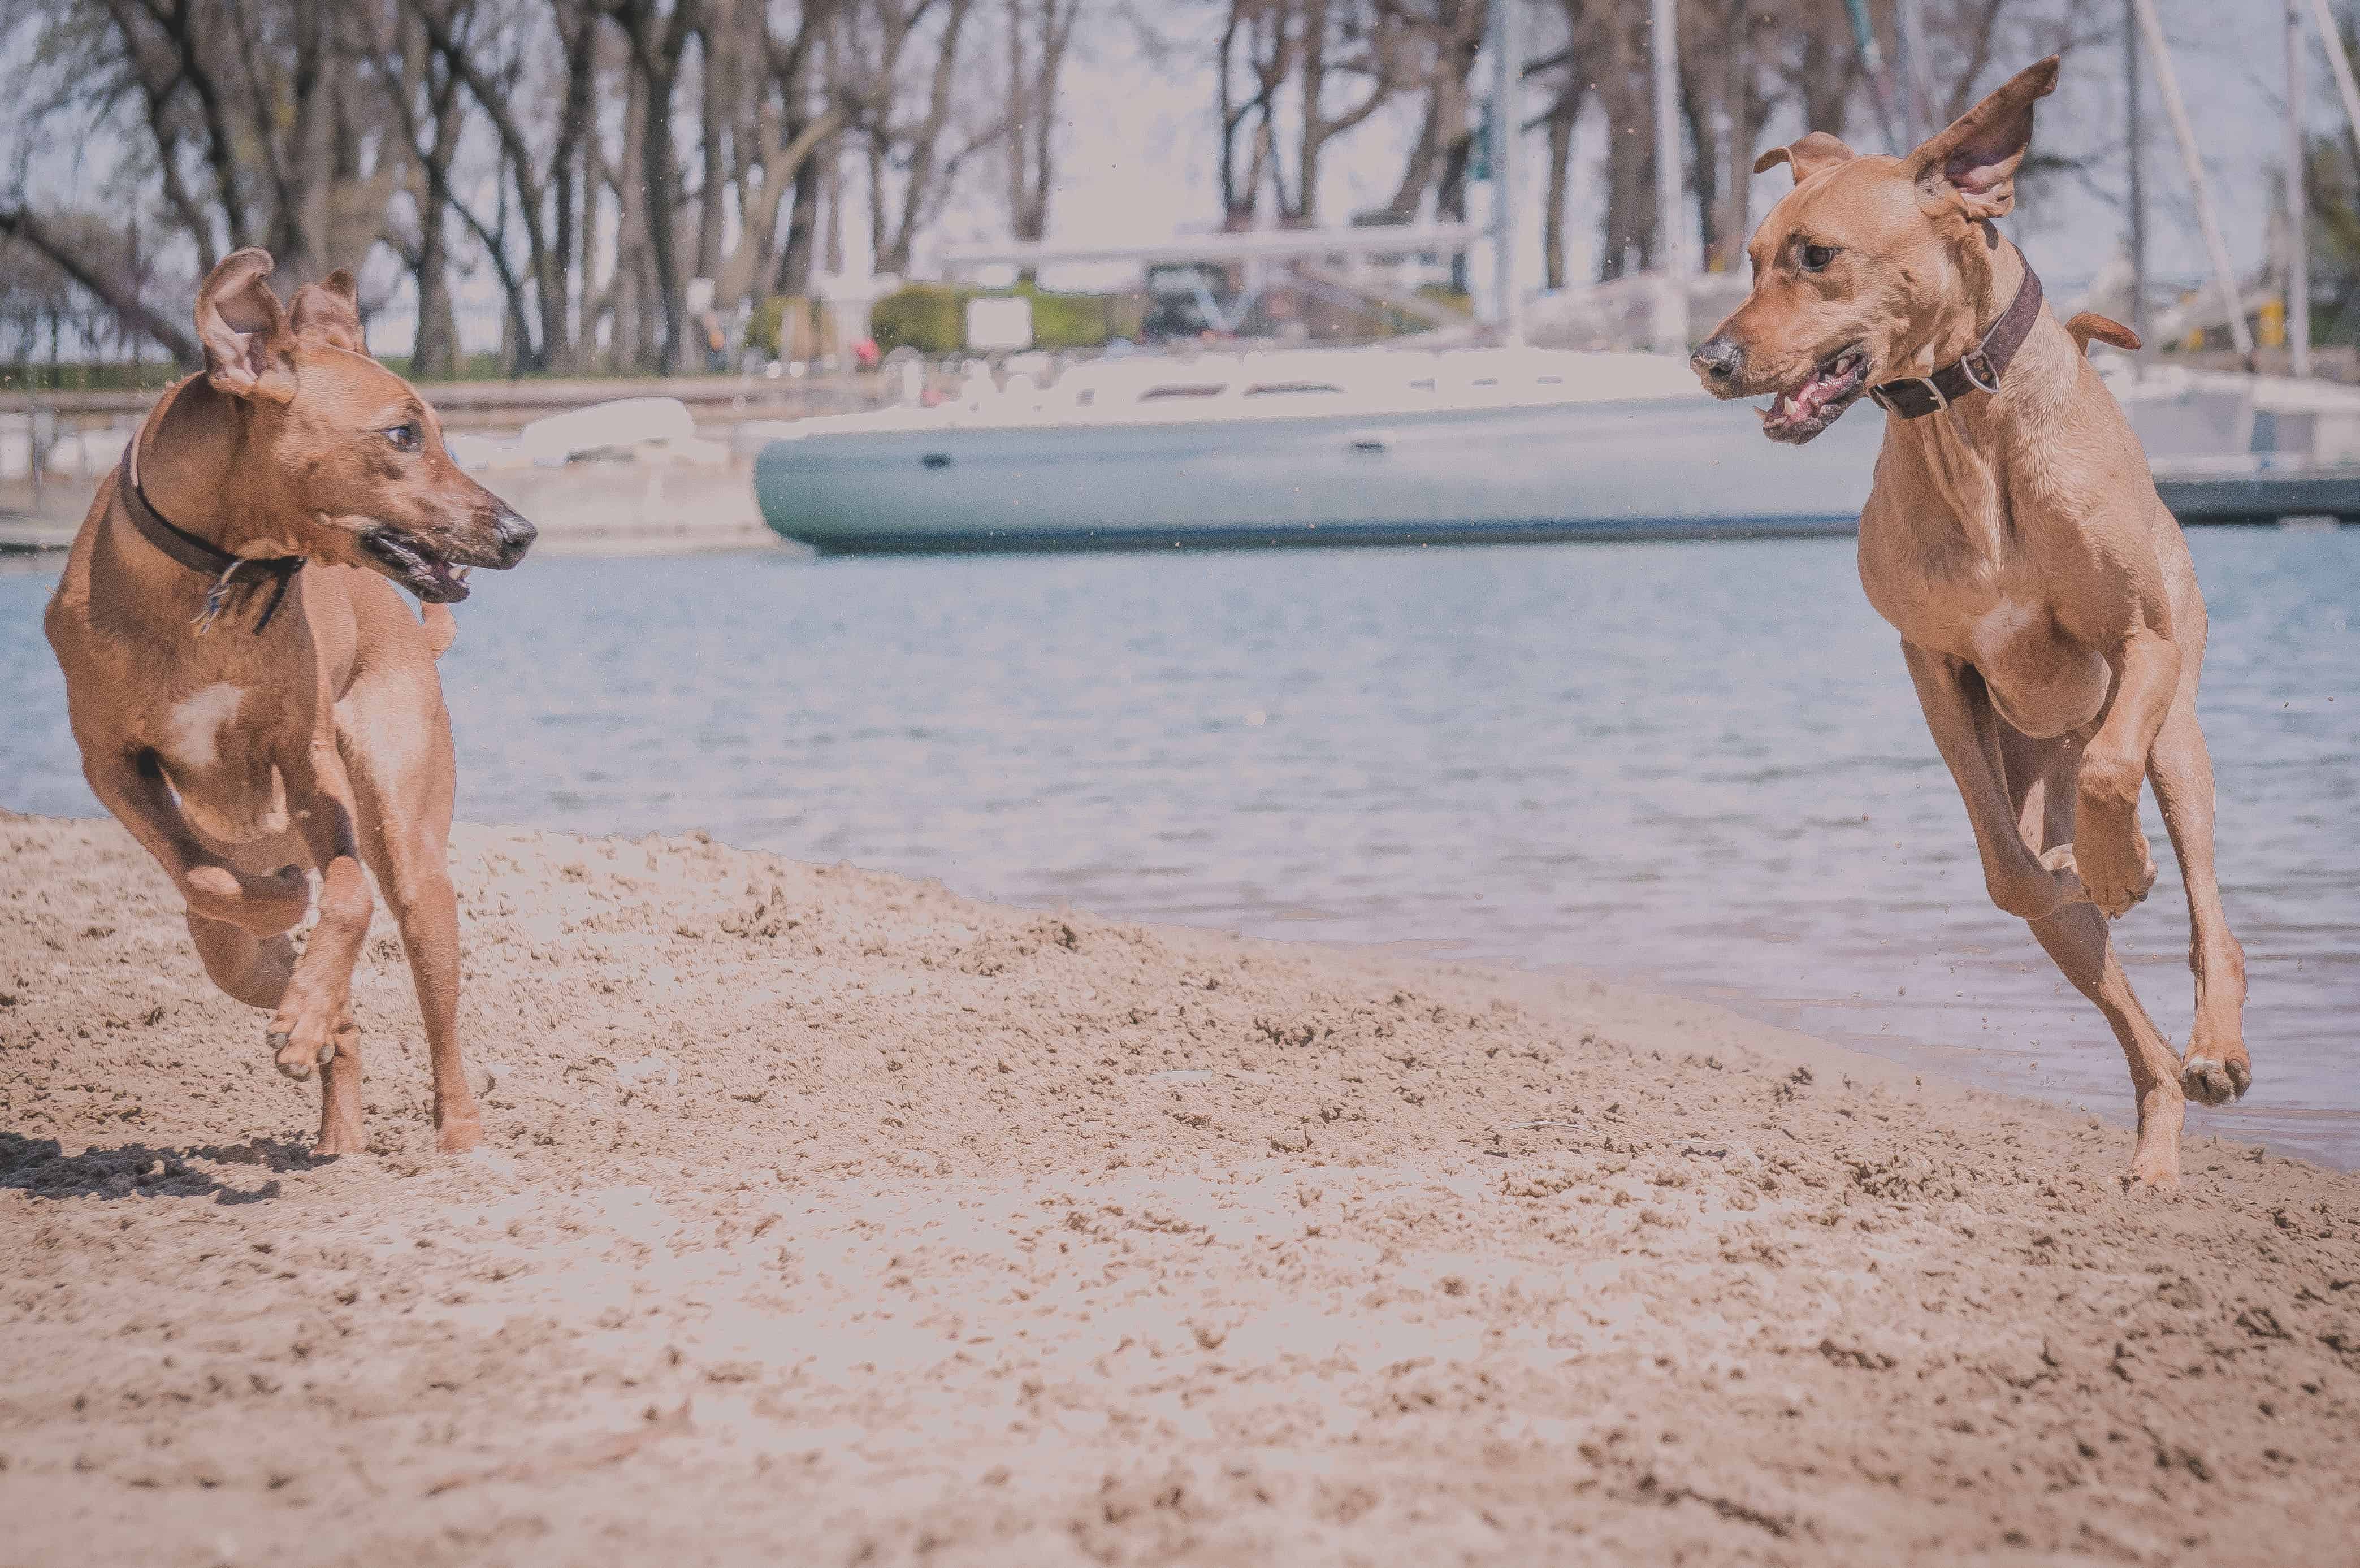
[343,677,483,1155]
[2147,688,2249,1106]
[2001,728,2187,1193]
[313,1011,365,1156]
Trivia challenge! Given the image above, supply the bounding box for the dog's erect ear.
[1753,132,1857,185]
[194,247,298,405]
[1904,56,2059,220]
[289,269,368,357]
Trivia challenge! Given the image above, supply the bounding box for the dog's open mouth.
[362,529,475,604]
[1760,349,1869,444]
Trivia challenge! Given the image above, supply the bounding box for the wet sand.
[4,810,2358,1566]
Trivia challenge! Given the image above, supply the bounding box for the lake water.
[4,530,2354,1164]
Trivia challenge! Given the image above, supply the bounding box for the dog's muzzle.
[487,504,537,568]
[1691,336,1745,389]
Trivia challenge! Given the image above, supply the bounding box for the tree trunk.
[1678,50,1718,272]
[1715,0,1755,272]
[780,151,823,294]
[1543,85,1586,291]
[695,29,728,283]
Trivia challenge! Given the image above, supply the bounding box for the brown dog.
[1692,59,2244,1193]
[44,248,535,1156]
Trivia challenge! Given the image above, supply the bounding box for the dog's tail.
[421,603,457,659]
[2065,311,2141,356]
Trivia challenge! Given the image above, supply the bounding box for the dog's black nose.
[1691,336,1744,382]
[492,506,537,566]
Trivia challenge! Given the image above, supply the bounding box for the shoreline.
[5,811,2358,1562]
[4,458,786,558]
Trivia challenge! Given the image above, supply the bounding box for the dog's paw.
[2069,830,2157,921]
[265,1003,343,1081]
[2124,1134,2183,1196]
[266,1028,332,1081]
[435,1114,484,1156]
[1990,850,2085,921]
[314,1119,367,1158]
[2180,1051,2250,1106]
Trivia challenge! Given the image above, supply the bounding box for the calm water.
[4,532,2354,1163]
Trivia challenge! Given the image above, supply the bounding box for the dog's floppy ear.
[194,247,298,404]
[289,269,369,357]
[2066,310,2141,356]
[1904,56,2059,220]
[1753,132,1857,185]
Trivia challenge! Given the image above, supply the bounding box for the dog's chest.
[149,681,292,844]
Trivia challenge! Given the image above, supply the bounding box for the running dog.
[45,248,535,1155]
[1690,59,2244,1193]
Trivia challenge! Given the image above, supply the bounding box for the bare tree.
[1214,1,1289,229]
[1004,0,1085,254]
[1373,0,1487,224]
[0,205,201,362]
[839,0,999,276]
[604,0,704,374]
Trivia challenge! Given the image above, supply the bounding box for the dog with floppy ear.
[1690,60,2246,1194]
[44,248,536,1156]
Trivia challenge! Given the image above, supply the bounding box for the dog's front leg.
[1901,640,2084,919]
[2069,630,2179,919]
[268,740,374,1154]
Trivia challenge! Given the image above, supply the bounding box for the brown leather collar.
[1869,258,2045,419]
[117,416,303,636]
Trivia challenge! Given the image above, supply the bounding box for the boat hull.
[756,394,1884,553]
[752,392,2360,554]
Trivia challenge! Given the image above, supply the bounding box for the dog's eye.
[1800,244,1838,273]
[385,423,421,453]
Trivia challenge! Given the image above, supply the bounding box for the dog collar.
[117,432,304,636]
[1868,260,2045,419]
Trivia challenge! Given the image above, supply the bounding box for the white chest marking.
[164,683,245,770]
[1969,599,2043,664]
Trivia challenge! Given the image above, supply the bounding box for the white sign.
[964,294,1034,352]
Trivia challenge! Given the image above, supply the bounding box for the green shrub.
[746,294,786,358]
[1027,288,1107,351]
[871,284,966,355]
[869,282,1134,354]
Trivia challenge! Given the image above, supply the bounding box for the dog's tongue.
[1765,361,1853,430]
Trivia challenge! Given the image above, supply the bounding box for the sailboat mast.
[2126,0,2148,351]
[2289,0,2313,376]
[1490,0,1525,345]
[2129,0,2255,356]
[1651,0,1689,353]
[2302,0,2360,157]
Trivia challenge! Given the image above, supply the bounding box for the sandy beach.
[3,809,2357,1566]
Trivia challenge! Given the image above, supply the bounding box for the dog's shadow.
[0,1130,319,1203]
